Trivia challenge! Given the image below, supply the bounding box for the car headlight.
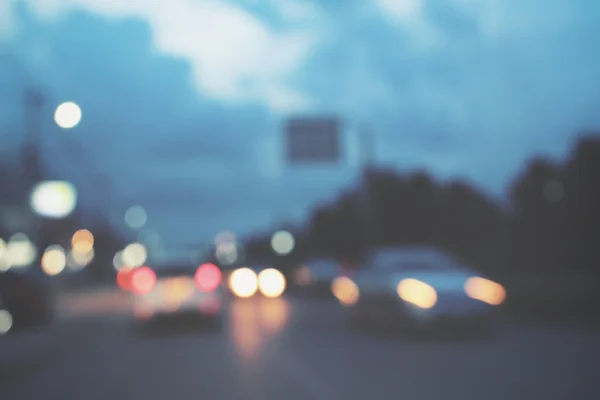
[397,279,437,309]
[258,268,286,298]
[464,277,506,305]
[229,268,258,298]
[331,276,359,306]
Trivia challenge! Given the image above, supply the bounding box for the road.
[1,289,599,400]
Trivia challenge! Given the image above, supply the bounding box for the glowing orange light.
[72,229,94,253]
[397,279,437,309]
[464,277,506,305]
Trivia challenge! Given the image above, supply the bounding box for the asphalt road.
[1,290,599,400]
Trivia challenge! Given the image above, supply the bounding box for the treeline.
[246,135,600,281]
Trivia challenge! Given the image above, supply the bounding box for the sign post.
[283,116,377,257]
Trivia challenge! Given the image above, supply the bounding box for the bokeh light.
[464,277,506,306]
[30,181,77,219]
[6,233,37,268]
[215,231,236,246]
[54,101,82,129]
[66,251,79,270]
[229,267,258,298]
[0,238,10,271]
[71,229,94,253]
[41,245,66,276]
[122,243,147,268]
[124,205,147,229]
[258,268,286,298]
[216,241,238,265]
[195,263,222,293]
[0,309,13,335]
[331,276,359,306]
[397,279,437,309]
[130,266,156,295]
[113,251,125,271]
[68,248,94,270]
[116,267,133,291]
[270,230,295,255]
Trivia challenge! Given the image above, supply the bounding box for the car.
[227,265,286,298]
[294,258,346,297]
[334,246,506,332]
[0,268,56,332]
[130,260,224,330]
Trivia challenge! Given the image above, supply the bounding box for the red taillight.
[116,269,132,291]
[195,263,222,292]
[131,266,156,295]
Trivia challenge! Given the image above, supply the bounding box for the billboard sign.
[285,116,342,163]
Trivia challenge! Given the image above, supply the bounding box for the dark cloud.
[289,0,600,194]
[2,0,600,243]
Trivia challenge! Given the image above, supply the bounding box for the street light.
[30,180,78,219]
[54,101,82,129]
[124,205,147,229]
[271,230,295,255]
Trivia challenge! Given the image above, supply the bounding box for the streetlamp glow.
[54,101,82,129]
[271,230,295,255]
[30,181,77,219]
[124,205,147,229]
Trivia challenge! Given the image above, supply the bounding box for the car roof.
[371,246,462,269]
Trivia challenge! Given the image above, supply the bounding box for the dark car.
[0,268,56,331]
[294,258,354,297]
[130,260,224,330]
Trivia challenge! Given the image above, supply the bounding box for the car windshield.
[1,2,597,399]
[373,248,460,271]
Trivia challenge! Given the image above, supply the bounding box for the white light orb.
[30,181,77,219]
[54,101,82,129]
[270,230,295,255]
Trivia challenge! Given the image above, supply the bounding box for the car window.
[372,248,460,272]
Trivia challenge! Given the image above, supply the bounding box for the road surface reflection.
[230,297,290,361]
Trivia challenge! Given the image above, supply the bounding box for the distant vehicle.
[294,258,345,296]
[0,269,56,332]
[130,260,224,330]
[333,246,506,331]
[226,265,286,298]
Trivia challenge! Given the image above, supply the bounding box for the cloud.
[0,1,17,43]
[1,2,355,243]
[18,0,319,112]
[288,0,600,190]
[2,0,600,244]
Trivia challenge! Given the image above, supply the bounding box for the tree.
[509,157,566,274]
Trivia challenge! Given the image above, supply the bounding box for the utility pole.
[21,88,44,184]
[356,124,377,257]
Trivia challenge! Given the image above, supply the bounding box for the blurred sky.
[1,0,599,248]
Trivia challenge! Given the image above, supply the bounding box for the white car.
[334,246,506,331]
[130,260,224,330]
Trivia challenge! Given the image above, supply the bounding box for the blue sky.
[1,0,599,248]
